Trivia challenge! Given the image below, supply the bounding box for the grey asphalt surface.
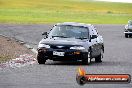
[0,24,132,88]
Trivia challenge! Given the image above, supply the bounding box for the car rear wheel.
[95,49,103,63]
[82,52,91,65]
[125,34,129,38]
[37,53,46,64]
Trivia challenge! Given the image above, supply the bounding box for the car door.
[91,35,99,57]
[96,35,103,55]
[94,28,103,56]
[89,26,99,57]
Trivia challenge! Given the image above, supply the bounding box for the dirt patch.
[0,35,35,63]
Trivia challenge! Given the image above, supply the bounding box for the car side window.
[128,21,132,26]
[90,25,98,38]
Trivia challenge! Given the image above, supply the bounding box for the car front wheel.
[125,34,129,38]
[37,53,46,64]
[82,52,91,65]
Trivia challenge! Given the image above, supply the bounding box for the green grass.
[0,0,132,24]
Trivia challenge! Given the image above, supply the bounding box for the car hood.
[125,25,132,29]
[39,37,89,46]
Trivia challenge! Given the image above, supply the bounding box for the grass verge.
[0,0,132,24]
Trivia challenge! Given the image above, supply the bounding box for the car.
[37,22,104,64]
[124,20,132,38]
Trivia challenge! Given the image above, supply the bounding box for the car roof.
[56,22,92,28]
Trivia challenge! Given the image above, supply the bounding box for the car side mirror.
[91,35,97,39]
[89,35,92,42]
[42,32,47,36]
[89,38,91,42]
[89,35,97,42]
[42,32,48,38]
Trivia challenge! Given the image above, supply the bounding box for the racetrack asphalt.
[0,24,132,88]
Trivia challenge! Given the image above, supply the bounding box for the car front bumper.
[124,32,132,34]
[38,48,88,61]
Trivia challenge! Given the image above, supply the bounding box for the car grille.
[50,45,70,49]
[128,29,132,32]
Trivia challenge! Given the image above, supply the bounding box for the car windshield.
[128,20,132,25]
[48,25,89,39]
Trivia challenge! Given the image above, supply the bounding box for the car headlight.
[38,44,50,48]
[70,46,85,50]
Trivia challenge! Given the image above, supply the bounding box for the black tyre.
[82,52,91,65]
[125,34,129,38]
[95,49,103,63]
[37,53,46,64]
[129,35,132,37]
